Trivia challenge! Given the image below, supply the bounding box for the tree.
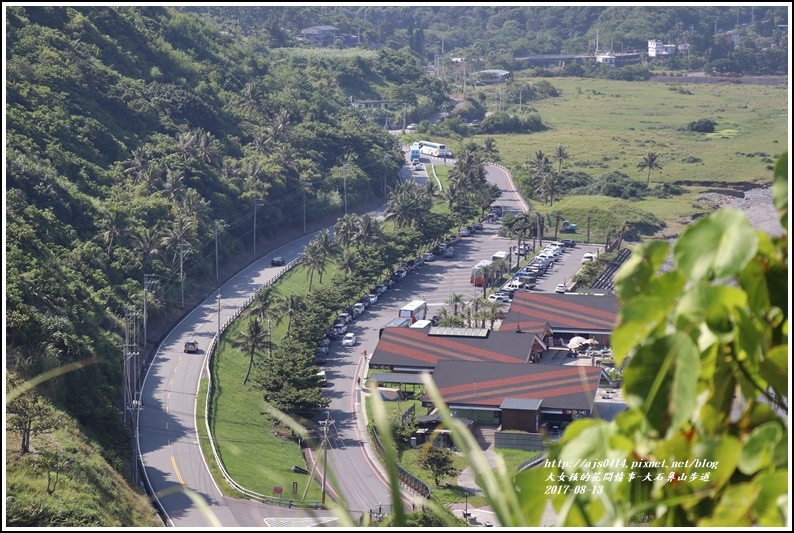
[553,143,570,174]
[274,292,305,337]
[334,213,360,251]
[356,214,384,247]
[6,378,62,454]
[448,293,466,317]
[637,151,663,186]
[233,318,268,385]
[420,444,461,487]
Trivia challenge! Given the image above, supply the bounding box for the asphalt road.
[137,149,604,526]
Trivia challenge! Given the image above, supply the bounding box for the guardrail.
[201,256,324,508]
[517,451,546,473]
[371,426,431,499]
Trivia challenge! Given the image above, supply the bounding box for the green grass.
[435,78,785,238]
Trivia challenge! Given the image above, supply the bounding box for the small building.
[300,25,338,46]
[475,69,512,84]
[350,97,391,110]
[596,53,616,68]
[648,39,677,57]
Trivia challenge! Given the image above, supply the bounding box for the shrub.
[686,118,716,133]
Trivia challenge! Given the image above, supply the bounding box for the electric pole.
[178,243,189,309]
[143,274,156,348]
[214,221,220,281]
[253,198,265,258]
[319,412,334,506]
[343,164,348,215]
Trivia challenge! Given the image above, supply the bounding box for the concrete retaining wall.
[494,430,545,451]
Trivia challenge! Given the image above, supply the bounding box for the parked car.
[422,252,435,262]
[271,256,286,266]
[375,283,388,294]
[390,272,402,282]
[333,322,348,335]
[560,239,577,248]
[317,370,329,387]
[444,247,455,258]
[315,352,327,365]
[555,284,567,294]
[459,228,471,237]
[473,222,484,231]
[430,315,441,326]
[326,329,340,341]
[396,268,409,278]
[318,338,331,347]
[316,345,329,355]
[353,303,366,315]
[368,293,379,305]
[582,253,596,264]
[342,333,357,346]
[406,123,417,130]
[338,313,353,324]
[488,293,511,303]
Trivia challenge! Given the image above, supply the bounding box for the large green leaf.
[772,152,788,230]
[673,207,758,281]
[698,482,759,527]
[738,421,782,475]
[691,435,741,492]
[752,470,789,527]
[611,295,673,364]
[613,239,669,301]
[513,466,552,527]
[622,333,699,436]
[758,345,788,399]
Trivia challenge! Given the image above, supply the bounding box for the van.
[506,280,527,292]
[317,370,328,386]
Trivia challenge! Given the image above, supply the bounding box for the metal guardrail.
[517,451,546,473]
[590,249,632,291]
[371,426,432,499]
[201,257,324,508]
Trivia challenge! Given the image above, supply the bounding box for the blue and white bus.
[409,143,421,163]
[418,140,449,158]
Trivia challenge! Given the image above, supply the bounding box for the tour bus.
[398,300,428,324]
[409,143,421,163]
[491,250,510,263]
[471,259,493,287]
[418,140,449,158]
[379,316,412,338]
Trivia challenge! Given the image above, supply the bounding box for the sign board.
[293,482,298,494]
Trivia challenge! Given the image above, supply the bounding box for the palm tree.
[335,249,359,280]
[553,143,570,175]
[98,207,129,259]
[356,214,383,247]
[469,296,488,327]
[240,82,259,119]
[234,317,268,385]
[475,263,498,298]
[301,240,323,290]
[274,292,305,337]
[448,293,466,317]
[334,214,359,251]
[313,229,333,284]
[249,287,276,324]
[481,136,499,161]
[131,226,162,272]
[637,151,663,186]
[492,257,510,284]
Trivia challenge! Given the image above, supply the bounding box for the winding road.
[137,152,524,526]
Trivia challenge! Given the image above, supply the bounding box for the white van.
[505,280,527,292]
[582,253,596,264]
[317,370,328,387]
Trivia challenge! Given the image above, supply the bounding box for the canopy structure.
[583,339,599,345]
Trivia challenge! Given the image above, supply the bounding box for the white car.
[488,293,511,303]
[555,284,567,294]
[341,333,357,346]
[459,228,471,237]
[368,293,378,305]
[406,123,417,130]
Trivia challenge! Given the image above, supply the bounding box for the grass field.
[475,77,786,186]
[442,77,787,237]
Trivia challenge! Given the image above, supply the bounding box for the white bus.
[398,300,428,323]
[409,143,421,163]
[418,140,449,158]
[491,250,510,262]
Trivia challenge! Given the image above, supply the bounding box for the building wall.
[502,408,541,432]
[494,430,544,451]
[453,408,500,425]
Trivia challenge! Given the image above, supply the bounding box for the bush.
[479,111,544,134]
[686,118,716,133]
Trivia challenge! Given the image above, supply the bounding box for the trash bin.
[410,437,417,448]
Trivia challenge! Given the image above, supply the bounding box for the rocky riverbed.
[660,186,784,272]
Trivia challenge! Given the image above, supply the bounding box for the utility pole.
[267,318,272,359]
[402,102,407,132]
[216,292,221,347]
[342,164,348,215]
[319,411,334,506]
[178,243,188,309]
[303,182,307,235]
[253,198,265,257]
[214,221,220,281]
[142,274,156,348]
[124,306,142,486]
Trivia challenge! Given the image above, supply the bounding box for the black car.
[560,239,577,248]
[430,315,440,326]
[473,222,484,231]
[271,256,286,266]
